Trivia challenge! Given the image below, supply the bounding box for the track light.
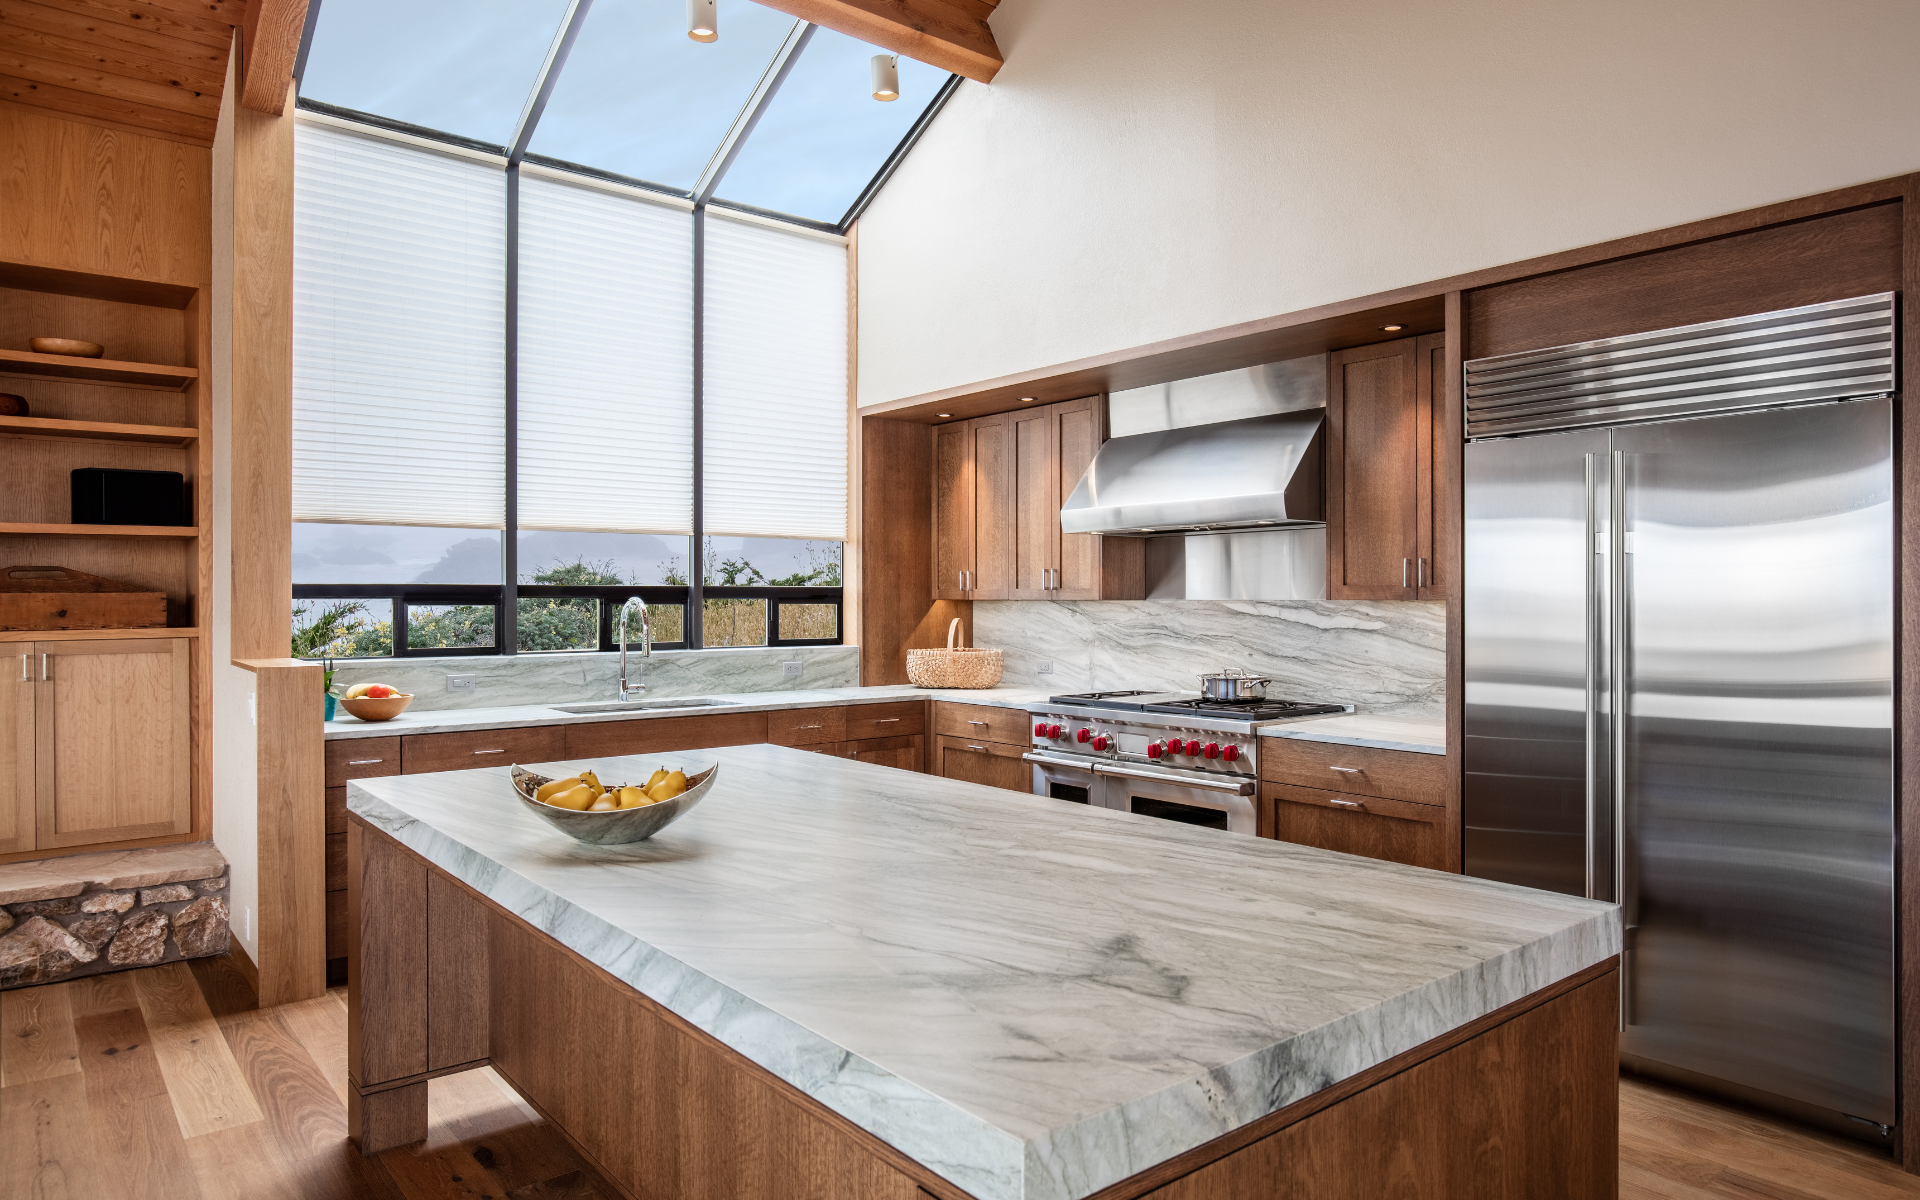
[871,54,899,101]
[688,0,717,42]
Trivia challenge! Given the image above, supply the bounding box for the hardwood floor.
[3,958,1916,1200]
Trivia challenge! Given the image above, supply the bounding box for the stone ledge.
[0,843,231,990]
[0,842,228,905]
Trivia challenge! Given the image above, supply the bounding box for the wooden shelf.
[0,414,198,445]
[0,522,199,538]
[0,349,198,391]
[2,627,202,642]
[0,261,197,310]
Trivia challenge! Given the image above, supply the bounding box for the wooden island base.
[349,818,1619,1200]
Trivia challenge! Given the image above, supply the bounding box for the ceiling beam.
[241,0,309,114]
[750,0,1001,83]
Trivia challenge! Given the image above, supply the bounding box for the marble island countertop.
[349,743,1612,1200]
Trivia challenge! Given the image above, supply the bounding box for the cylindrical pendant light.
[688,0,717,42]
[870,54,899,101]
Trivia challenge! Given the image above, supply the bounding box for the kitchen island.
[346,743,1618,1200]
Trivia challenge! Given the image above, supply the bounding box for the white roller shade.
[702,214,848,541]
[517,174,694,533]
[293,123,507,527]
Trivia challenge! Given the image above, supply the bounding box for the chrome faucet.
[616,596,651,701]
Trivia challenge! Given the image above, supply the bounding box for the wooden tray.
[0,564,167,631]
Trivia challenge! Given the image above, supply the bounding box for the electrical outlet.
[1037,660,1054,675]
[242,906,251,942]
[782,661,802,678]
[446,673,477,693]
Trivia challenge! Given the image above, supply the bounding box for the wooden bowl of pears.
[508,760,717,845]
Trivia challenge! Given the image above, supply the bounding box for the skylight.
[297,0,959,228]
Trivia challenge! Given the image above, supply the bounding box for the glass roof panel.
[299,0,573,147]
[713,27,952,224]
[527,0,799,191]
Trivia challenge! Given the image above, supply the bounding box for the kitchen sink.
[549,698,738,714]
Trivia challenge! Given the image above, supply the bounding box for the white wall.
[209,45,260,963]
[856,0,1920,406]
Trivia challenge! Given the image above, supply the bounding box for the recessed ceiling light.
[687,0,717,41]
[1381,324,1404,332]
[1019,396,1036,403]
[936,413,952,418]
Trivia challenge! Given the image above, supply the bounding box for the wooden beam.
[240,0,306,115]
[751,0,1001,83]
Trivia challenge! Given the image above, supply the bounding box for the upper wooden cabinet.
[27,638,192,851]
[1327,334,1450,601]
[937,397,1141,603]
[932,412,1011,600]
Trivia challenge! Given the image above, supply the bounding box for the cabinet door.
[1328,338,1422,599]
[1414,331,1450,600]
[36,638,190,849]
[1,642,32,854]
[1263,782,1447,870]
[844,733,923,773]
[934,734,1031,793]
[1009,405,1058,599]
[970,413,1013,599]
[932,421,974,600]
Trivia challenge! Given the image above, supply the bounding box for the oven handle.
[1093,761,1255,795]
[1022,751,1097,773]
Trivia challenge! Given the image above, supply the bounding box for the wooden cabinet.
[1259,739,1447,806]
[1263,783,1448,871]
[768,706,847,746]
[401,725,566,774]
[933,734,1030,793]
[935,399,1141,603]
[842,700,925,741]
[815,734,925,773]
[932,412,1011,599]
[1327,333,1448,601]
[563,711,768,757]
[5,638,193,851]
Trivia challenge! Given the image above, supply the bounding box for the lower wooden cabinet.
[933,734,1031,793]
[564,711,768,757]
[1263,782,1447,871]
[403,725,566,774]
[1,637,191,854]
[811,733,925,772]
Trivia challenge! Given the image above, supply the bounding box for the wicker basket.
[906,618,1004,689]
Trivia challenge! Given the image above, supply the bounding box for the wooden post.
[347,818,429,1153]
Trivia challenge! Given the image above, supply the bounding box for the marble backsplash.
[329,644,860,710]
[971,599,1444,717]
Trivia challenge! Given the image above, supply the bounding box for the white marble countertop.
[1259,712,1447,755]
[349,744,1613,1200]
[323,685,1056,739]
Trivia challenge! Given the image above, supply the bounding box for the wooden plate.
[29,338,104,358]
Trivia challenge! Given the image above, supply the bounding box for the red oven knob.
[1167,738,1186,754]
[1092,735,1109,751]
[1147,742,1163,759]
[1204,742,1221,759]
[1185,741,1202,757]
[1222,744,1240,762]
[1034,721,1048,737]
[1076,728,1091,744]
[1050,724,1064,739]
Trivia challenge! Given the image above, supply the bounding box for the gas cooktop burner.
[1143,698,1348,720]
[1048,690,1156,704]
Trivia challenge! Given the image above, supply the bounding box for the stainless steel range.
[1022,690,1349,834]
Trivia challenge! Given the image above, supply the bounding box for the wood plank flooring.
[3,958,1917,1200]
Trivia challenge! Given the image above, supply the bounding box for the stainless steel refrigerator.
[1461,293,1898,1137]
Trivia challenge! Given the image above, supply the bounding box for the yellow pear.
[578,769,606,797]
[648,770,689,803]
[546,783,596,811]
[588,792,620,812]
[534,774,583,804]
[616,785,651,809]
[646,768,669,789]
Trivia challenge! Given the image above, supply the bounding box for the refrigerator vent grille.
[1464,292,1895,439]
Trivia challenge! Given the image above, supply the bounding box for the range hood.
[1059,408,1326,535]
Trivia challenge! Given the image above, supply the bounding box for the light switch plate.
[446,673,477,692]
[782,661,802,678]
[1037,660,1054,675]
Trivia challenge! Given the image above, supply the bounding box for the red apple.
[366,684,395,698]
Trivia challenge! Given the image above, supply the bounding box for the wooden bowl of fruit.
[509,761,717,845]
[338,683,414,721]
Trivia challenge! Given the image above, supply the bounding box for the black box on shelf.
[70,468,189,527]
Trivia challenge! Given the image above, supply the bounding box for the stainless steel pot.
[1198,669,1270,701]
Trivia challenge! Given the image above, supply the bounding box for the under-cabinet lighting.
[871,55,900,101]
[688,0,717,42]
[1381,324,1404,331]
[936,413,952,418]
[1019,396,1036,402]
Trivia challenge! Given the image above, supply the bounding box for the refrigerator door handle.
[1583,453,1601,902]
[1609,448,1631,1030]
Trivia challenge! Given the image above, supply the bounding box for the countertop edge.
[1259,727,1447,755]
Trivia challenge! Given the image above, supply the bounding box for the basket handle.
[946,616,964,650]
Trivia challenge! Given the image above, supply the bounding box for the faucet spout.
[617,596,651,700]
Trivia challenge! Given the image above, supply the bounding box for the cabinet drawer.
[768,706,846,746]
[326,786,347,835]
[1263,783,1448,871]
[1259,738,1447,805]
[326,831,346,892]
[564,712,767,758]
[326,737,402,786]
[933,702,1030,746]
[842,700,925,740]
[402,725,566,774]
[934,734,1031,793]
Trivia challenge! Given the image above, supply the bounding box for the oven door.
[1023,750,1100,807]
[1094,761,1258,835]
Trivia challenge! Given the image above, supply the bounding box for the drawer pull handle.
[965,744,988,752]
[966,720,989,726]
[347,759,385,766]
[472,749,507,755]
[1330,798,1366,810]
[871,718,901,724]
[797,724,825,730]
[1328,766,1364,774]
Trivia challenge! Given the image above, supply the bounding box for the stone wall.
[0,843,232,990]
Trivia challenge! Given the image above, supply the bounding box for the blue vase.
[324,693,337,722]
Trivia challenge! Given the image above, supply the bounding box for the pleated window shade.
[702,214,848,541]
[293,123,507,528]
[517,174,694,533]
